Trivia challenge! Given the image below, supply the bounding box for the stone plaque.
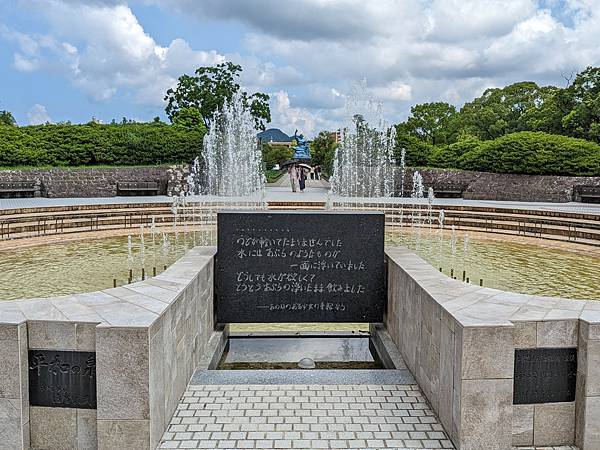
[513,348,577,405]
[216,211,385,323]
[29,350,96,409]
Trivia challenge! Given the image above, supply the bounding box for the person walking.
[298,166,307,193]
[288,165,298,192]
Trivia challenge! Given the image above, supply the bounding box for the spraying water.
[139,224,145,272]
[202,92,265,197]
[330,80,396,198]
[427,187,435,231]
[400,148,406,198]
[450,225,457,273]
[127,235,133,271]
[437,209,445,269]
[411,171,425,248]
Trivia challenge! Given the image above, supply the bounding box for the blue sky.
[1,0,599,136]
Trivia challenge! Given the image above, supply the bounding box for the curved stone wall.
[386,247,600,449]
[1,245,599,449]
[0,247,217,450]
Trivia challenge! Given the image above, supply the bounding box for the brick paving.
[159,383,582,449]
[158,383,454,449]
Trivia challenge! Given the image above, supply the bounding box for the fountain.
[201,92,265,198]
[330,80,396,199]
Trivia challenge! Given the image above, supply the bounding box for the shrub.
[261,143,292,170]
[457,131,600,176]
[0,122,205,167]
[395,133,434,166]
[428,137,480,168]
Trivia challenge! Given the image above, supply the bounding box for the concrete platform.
[1,179,599,216]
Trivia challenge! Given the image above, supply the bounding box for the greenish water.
[0,232,197,301]
[387,231,600,301]
[0,230,598,302]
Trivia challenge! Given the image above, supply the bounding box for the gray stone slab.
[190,369,415,385]
[537,320,579,348]
[534,402,575,446]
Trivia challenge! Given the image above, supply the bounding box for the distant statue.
[292,129,311,160]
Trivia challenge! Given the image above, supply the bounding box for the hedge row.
[402,132,600,176]
[0,123,204,167]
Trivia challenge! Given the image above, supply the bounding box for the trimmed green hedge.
[398,131,600,176]
[457,132,600,176]
[0,123,204,167]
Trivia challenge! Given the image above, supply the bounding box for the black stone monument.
[513,347,577,405]
[216,211,385,323]
[28,350,97,409]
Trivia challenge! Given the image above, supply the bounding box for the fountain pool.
[0,232,194,301]
[0,230,597,302]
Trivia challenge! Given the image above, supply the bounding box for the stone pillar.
[0,322,29,450]
[96,326,150,450]
[576,314,600,450]
[455,324,514,450]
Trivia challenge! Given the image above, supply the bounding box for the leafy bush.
[428,137,480,168]
[0,122,205,167]
[457,131,600,176]
[261,143,292,170]
[394,132,434,166]
[265,169,284,183]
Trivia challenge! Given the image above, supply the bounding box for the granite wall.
[0,247,216,450]
[0,167,174,198]
[386,247,600,450]
[396,168,600,202]
[1,166,598,202]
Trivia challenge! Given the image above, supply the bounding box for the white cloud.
[372,81,413,102]
[27,104,52,125]
[270,91,317,135]
[3,0,600,129]
[5,1,225,105]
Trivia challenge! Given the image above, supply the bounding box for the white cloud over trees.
[2,0,600,135]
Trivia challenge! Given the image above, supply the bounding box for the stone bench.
[116,181,160,196]
[574,185,600,203]
[0,181,37,199]
[433,183,465,198]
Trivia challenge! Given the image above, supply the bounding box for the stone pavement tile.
[159,382,581,450]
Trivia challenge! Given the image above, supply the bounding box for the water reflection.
[218,336,381,370]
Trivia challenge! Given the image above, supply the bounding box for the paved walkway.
[1,183,598,215]
[158,374,580,450]
[159,382,454,449]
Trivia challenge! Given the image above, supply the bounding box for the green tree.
[561,66,600,143]
[401,102,458,145]
[0,122,205,167]
[164,62,271,130]
[394,128,434,166]
[428,135,480,168]
[0,110,16,126]
[310,131,338,175]
[172,107,207,133]
[261,143,293,170]
[458,82,559,140]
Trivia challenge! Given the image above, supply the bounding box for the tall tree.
[458,82,558,140]
[0,110,16,126]
[164,62,271,130]
[401,102,457,145]
[310,131,338,175]
[561,66,600,143]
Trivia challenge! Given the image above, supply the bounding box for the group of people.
[287,165,322,193]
